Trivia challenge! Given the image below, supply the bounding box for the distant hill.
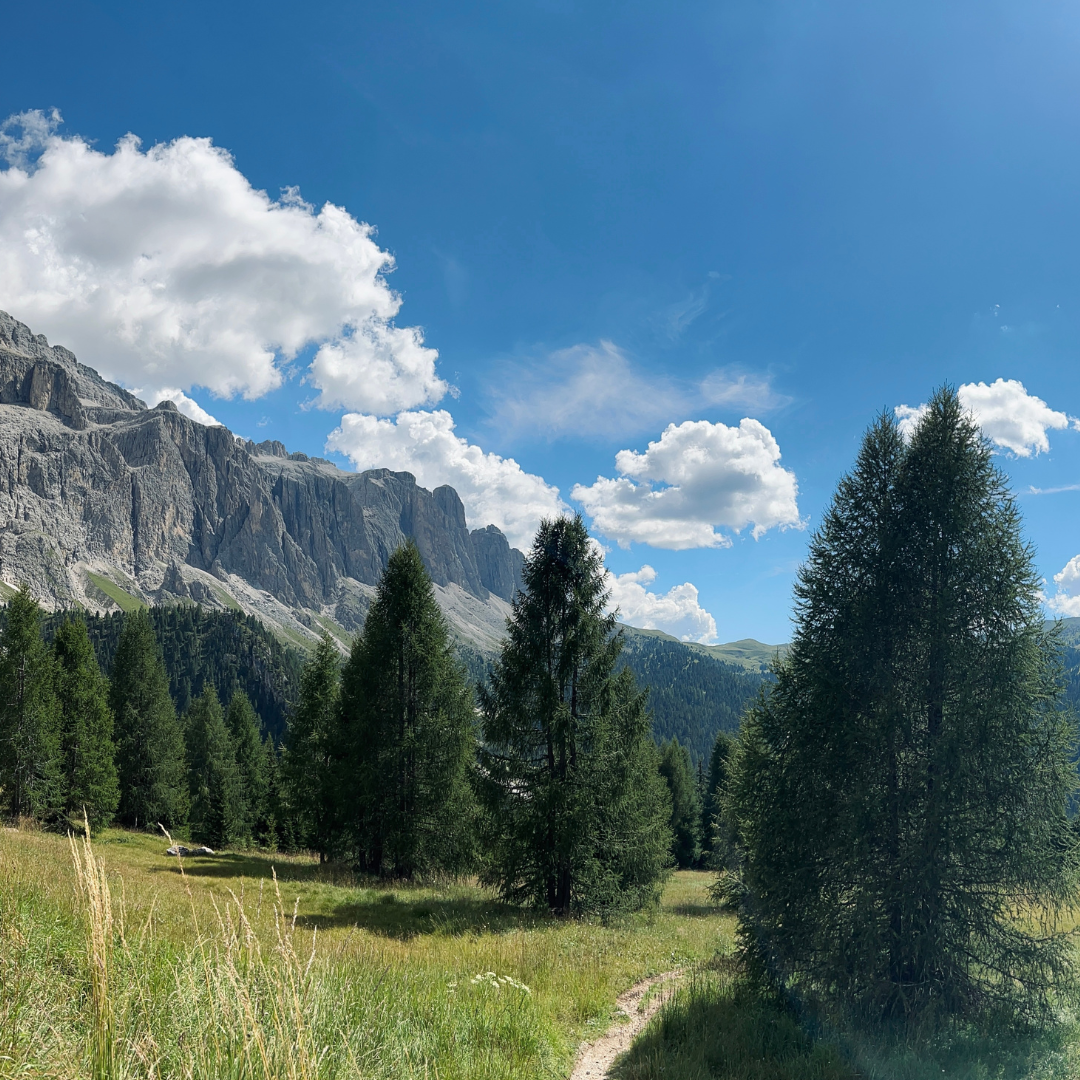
[617,625,770,763]
[619,624,789,674]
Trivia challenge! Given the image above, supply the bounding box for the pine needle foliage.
[480,514,672,915]
[0,586,61,819]
[54,617,119,832]
[727,389,1080,1026]
[227,690,272,846]
[340,542,478,878]
[281,632,341,861]
[659,738,703,868]
[110,609,188,829]
[186,686,243,848]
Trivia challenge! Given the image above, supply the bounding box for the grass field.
[3,825,1079,1080]
[0,824,732,1079]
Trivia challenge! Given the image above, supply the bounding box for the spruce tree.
[0,586,61,819]
[110,610,188,829]
[480,515,672,915]
[701,729,734,862]
[727,390,1080,1024]
[186,686,242,849]
[659,738,702,868]
[282,633,341,860]
[339,542,478,877]
[54,617,119,831]
[226,690,270,846]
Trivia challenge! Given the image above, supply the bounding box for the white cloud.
[0,109,445,413]
[572,418,802,550]
[896,380,1070,456]
[894,403,929,440]
[1046,555,1080,617]
[490,340,781,440]
[605,564,718,643]
[326,410,568,549]
[143,387,221,426]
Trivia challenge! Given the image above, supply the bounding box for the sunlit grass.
[0,825,733,1079]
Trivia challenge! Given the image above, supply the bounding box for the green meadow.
[4,825,1080,1080]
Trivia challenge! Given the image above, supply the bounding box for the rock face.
[0,311,525,649]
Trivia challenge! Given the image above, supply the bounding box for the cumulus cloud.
[490,340,781,440]
[1045,555,1080,617]
[572,418,802,550]
[605,564,718,643]
[0,109,445,413]
[142,387,221,426]
[896,379,1071,456]
[326,410,568,549]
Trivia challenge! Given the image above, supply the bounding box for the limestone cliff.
[0,311,524,651]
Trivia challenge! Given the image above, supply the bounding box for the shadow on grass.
[611,969,853,1080]
[149,848,547,939]
[666,903,723,919]
[612,967,1079,1080]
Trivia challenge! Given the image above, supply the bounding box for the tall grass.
[70,819,117,1080]
[0,826,732,1079]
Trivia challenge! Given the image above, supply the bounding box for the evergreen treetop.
[727,390,1080,1025]
[54,616,119,831]
[111,609,188,829]
[339,541,478,877]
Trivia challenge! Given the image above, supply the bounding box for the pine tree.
[110,610,188,829]
[226,690,270,845]
[0,586,61,819]
[339,542,478,877]
[186,686,242,849]
[480,515,673,915]
[282,633,341,860]
[727,390,1080,1024]
[701,729,734,862]
[659,738,702,868]
[54,617,119,832]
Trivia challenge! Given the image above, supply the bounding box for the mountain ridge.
[0,310,523,652]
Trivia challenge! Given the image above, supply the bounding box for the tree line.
[0,593,277,847]
[0,514,736,915]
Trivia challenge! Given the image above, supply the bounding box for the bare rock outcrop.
[0,311,526,650]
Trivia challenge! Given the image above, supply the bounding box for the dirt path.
[569,969,683,1080]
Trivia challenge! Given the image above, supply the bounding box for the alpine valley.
[0,310,777,756]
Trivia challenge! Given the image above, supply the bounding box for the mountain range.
[0,309,529,654]
[0,309,787,757]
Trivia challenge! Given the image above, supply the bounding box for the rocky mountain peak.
[0,310,525,653]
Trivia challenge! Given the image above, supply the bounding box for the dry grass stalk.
[69,813,117,1080]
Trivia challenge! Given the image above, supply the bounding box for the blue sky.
[4,0,1080,644]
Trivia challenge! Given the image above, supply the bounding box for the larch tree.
[281,633,341,861]
[339,542,477,877]
[53,616,119,831]
[110,610,188,829]
[0,586,61,819]
[480,515,672,915]
[727,389,1080,1025]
